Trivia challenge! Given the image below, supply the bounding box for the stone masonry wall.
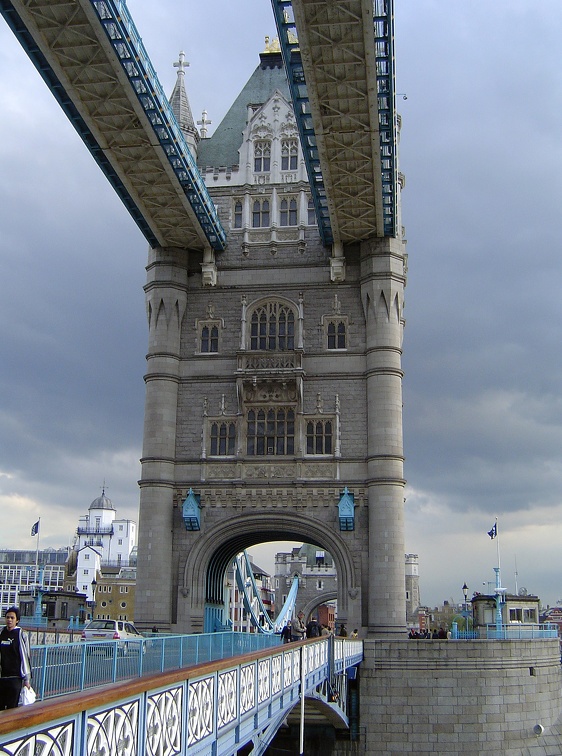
[345,639,562,755]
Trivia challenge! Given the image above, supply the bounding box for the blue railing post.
[111,643,118,682]
[80,641,87,692]
[451,621,458,640]
[39,645,48,701]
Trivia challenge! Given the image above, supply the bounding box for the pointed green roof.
[197,51,289,170]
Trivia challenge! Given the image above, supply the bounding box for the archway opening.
[203,535,341,634]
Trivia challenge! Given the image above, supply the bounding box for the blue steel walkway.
[0,635,363,756]
[30,632,279,701]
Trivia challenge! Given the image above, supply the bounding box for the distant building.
[68,490,138,620]
[275,544,337,623]
[0,548,69,616]
[19,589,87,630]
[541,606,562,636]
[472,592,540,628]
[91,566,136,623]
[405,554,421,623]
[275,546,420,626]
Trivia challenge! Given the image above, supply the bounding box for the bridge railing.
[450,623,558,640]
[30,631,281,701]
[0,637,363,756]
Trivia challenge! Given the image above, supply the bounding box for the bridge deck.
[0,637,363,756]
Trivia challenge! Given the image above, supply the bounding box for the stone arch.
[301,591,338,622]
[180,511,359,630]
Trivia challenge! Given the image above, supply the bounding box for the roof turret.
[169,51,199,156]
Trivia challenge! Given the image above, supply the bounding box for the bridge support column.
[136,246,188,630]
[361,237,407,637]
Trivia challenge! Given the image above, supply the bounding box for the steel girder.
[273,0,397,244]
[0,0,226,251]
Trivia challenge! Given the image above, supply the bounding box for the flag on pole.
[31,521,40,537]
[487,522,497,539]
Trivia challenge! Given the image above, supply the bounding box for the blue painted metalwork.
[374,0,398,237]
[0,0,226,251]
[337,486,356,531]
[233,552,299,634]
[30,632,281,701]
[272,0,398,239]
[450,623,558,641]
[182,488,201,530]
[272,573,299,632]
[271,0,333,247]
[3,638,363,755]
[89,0,226,251]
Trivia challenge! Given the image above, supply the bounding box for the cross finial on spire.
[173,51,189,76]
[197,110,212,138]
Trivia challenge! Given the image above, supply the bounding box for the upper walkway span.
[0,0,226,252]
[0,0,397,254]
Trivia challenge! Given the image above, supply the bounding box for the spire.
[169,51,199,156]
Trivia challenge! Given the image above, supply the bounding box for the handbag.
[19,685,36,706]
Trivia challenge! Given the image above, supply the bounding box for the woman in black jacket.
[0,606,32,709]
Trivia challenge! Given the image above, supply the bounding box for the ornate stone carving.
[244,464,297,479]
[205,464,238,479]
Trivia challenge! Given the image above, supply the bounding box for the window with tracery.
[327,320,346,350]
[307,197,316,226]
[254,141,271,172]
[210,421,236,456]
[281,139,298,171]
[247,408,295,456]
[201,324,219,353]
[306,419,333,455]
[233,201,243,229]
[250,302,295,351]
[280,198,298,226]
[252,199,270,228]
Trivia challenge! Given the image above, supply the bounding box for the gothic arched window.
[280,198,298,227]
[306,420,333,455]
[254,141,271,172]
[233,201,243,229]
[307,197,316,226]
[247,408,295,456]
[250,302,295,351]
[210,421,236,456]
[281,139,298,171]
[252,199,270,228]
[201,325,219,353]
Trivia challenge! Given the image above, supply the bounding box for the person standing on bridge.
[290,611,306,642]
[0,606,32,709]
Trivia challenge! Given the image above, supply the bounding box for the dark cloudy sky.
[1,1,561,609]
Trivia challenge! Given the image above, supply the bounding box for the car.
[81,619,145,655]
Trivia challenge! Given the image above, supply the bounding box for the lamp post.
[461,582,470,632]
[90,578,97,620]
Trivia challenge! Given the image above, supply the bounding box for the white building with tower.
[74,490,136,602]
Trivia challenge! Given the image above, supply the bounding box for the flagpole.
[493,517,504,636]
[34,518,41,586]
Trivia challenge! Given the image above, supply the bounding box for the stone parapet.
[354,638,562,754]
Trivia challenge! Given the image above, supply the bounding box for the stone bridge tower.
[135,43,407,637]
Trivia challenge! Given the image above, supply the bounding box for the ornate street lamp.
[90,578,97,620]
